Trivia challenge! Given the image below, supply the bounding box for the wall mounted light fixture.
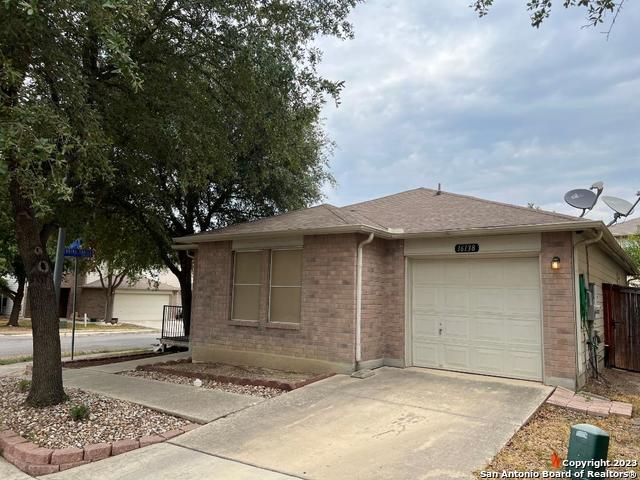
[551,256,561,270]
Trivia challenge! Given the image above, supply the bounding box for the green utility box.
[566,424,609,478]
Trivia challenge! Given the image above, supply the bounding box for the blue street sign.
[64,248,94,258]
[64,239,93,258]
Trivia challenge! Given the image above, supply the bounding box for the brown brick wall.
[360,237,405,363]
[76,289,106,320]
[191,234,358,365]
[541,231,577,387]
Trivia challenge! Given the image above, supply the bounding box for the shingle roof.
[609,217,640,237]
[177,187,589,242]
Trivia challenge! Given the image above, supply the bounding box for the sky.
[316,0,640,225]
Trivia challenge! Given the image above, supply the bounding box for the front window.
[231,251,262,321]
[269,249,302,323]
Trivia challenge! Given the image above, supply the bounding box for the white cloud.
[316,0,640,224]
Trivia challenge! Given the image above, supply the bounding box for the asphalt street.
[0,332,159,357]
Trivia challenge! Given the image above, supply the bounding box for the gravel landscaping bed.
[476,369,640,477]
[122,370,285,398]
[0,377,188,449]
[148,360,314,383]
[133,359,332,391]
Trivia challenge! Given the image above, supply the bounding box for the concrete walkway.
[47,442,297,480]
[63,364,260,424]
[0,457,32,480]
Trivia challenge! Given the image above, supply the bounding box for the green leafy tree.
[93,0,358,335]
[1,0,359,405]
[622,234,640,282]
[472,0,625,32]
[1,0,148,406]
[83,213,163,323]
[0,184,26,327]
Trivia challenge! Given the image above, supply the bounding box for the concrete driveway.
[172,367,552,480]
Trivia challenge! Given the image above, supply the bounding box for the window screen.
[269,249,302,323]
[231,251,262,321]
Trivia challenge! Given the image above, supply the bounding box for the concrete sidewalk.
[47,442,298,480]
[63,365,261,423]
[0,456,32,480]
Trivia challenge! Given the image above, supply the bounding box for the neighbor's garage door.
[411,257,542,381]
[113,292,171,323]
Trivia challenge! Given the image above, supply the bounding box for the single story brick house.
[174,188,636,390]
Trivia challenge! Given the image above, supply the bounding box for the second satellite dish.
[602,196,635,216]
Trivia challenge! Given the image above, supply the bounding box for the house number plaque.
[454,243,479,253]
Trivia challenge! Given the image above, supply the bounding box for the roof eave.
[173,224,392,244]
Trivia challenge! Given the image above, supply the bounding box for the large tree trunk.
[104,286,115,323]
[9,178,65,406]
[177,252,192,337]
[6,274,25,327]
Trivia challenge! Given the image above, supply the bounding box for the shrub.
[17,380,31,393]
[69,404,90,422]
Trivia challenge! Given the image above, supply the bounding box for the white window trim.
[231,249,263,322]
[268,247,303,324]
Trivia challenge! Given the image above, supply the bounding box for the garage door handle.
[438,327,443,336]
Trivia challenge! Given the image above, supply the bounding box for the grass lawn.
[477,368,640,476]
[0,317,149,334]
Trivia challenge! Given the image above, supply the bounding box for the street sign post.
[64,241,94,360]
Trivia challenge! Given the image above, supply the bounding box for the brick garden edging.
[546,386,633,418]
[137,361,335,391]
[0,423,199,476]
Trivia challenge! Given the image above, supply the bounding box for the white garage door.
[113,293,171,325]
[411,257,542,381]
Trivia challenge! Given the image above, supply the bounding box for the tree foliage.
[1,0,359,404]
[91,0,359,333]
[471,0,623,29]
[622,234,640,281]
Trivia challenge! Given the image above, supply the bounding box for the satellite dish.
[563,181,604,217]
[603,196,634,216]
[565,189,597,209]
[603,192,640,226]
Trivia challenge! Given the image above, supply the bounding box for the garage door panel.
[505,288,540,314]
[506,350,542,379]
[472,316,505,342]
[443,315,469,339]
[471,288,505,314]
[442,345,469,370]
[443,287,469,313]
[506,319,541,345]
[473,347,505,375]
[413,287,437,311]
[412,341,439,367]
[411,257,542,381]
[413,313,438,336]
[445,263,470,283]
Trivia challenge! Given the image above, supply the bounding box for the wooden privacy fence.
[603,283,640,371]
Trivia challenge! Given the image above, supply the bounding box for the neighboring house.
[175,188,635,390]
[609,217,640,243]
[27,272,181,329]
[0,277,19,317]
[77,277,181,329]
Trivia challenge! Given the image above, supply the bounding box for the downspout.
[355,233,375,369]
[574,229,604,377]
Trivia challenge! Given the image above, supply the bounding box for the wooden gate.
[603,284,640,371]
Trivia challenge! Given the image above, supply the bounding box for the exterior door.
[411,257,542,381]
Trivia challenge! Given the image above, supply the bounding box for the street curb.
[0,329,157,338]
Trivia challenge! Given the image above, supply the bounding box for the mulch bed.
[135,359,333,391]
[62,351,168,369]
[476,368,640,477]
